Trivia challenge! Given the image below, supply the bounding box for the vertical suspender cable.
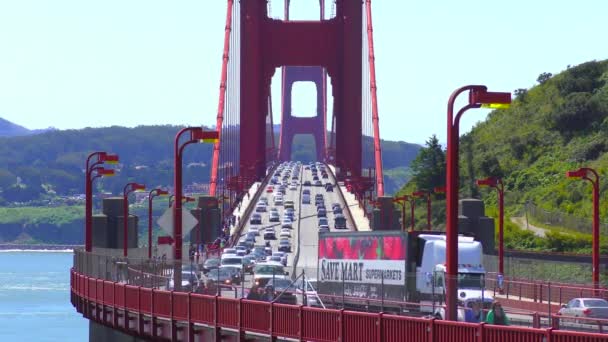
[210,0,234,196]
[365,0,384,196]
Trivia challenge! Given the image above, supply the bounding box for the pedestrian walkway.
[327,165,370,231]
[229,182,261,237]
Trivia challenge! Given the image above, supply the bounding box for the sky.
[0,0,606,144]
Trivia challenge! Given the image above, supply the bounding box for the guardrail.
[71,268,608,342]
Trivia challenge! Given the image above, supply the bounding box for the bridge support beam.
[279,66,326,161]
[240,0,362,178]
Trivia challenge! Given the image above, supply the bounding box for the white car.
[248,227,260,236]
[255,204,267,212]
[274,197,284,206]
[264,228,276,240]
[222,248,237,256]
[281,219,293,229]
[289,184,297,190]
[279,230,291,239]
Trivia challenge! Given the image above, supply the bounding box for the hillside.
[399,59,608,254]
[0,123,418,205]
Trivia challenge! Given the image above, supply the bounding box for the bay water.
[0,251,88,341]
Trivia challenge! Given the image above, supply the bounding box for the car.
[558,298,608,319]
[334,215,347,229]
[303,189,311,195]
[333,206,343,215]
[265,278,298,305]
[222,248,237,256]
[248,227,260,236]
[322,173,329,179]
[250,213,262,225]
[205,266,241,288]
[279,230,291,239]
[325,184,333,192]
[221,255,243,269]
[289,184,297,190]
[266,186,274,193]
[284,200,295,210]
[317,208,327,218]
[294,278,322,307]
[272,251,288,265]
[303,181,311,187]
[318,217,329,226]
[302,194,311,204]
[202,258,220,274]
[259,196,269,205]
[274,197,284,206]
[267,255,283,264]
[314,180,323,187]
[253,263,290,287]
[255,204,267,212]
[278,239,292,252]
[312,175,319,181]
[281,220,293,229]
[269,212,280,222]
[263,228,276,240]
[318,225,330,233]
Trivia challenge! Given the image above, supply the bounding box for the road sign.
[157,205,199,236]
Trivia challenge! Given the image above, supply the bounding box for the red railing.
[71,269,608,341]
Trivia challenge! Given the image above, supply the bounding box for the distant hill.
[0,118,55,137]
[0,124,419,203]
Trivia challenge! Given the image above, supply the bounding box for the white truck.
[317,231,493,319]
[415,234,493,320]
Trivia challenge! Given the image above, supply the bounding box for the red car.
[266,186,274,193]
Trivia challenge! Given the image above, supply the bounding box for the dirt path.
[510,216,548,238]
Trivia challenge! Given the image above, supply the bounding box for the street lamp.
[445,85,511,321]
[174,127,219,261]
[393,196,410,232]
[413,190,432,230]
[148,189,169,259]
[85,152,119,252]
[476,177,505,277]
[566,167,600,290]
[123,182,145,257]
[168,195,196,208]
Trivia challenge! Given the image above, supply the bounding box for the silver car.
[558,298,608,319]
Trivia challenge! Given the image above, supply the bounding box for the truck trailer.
[317,230,492,318]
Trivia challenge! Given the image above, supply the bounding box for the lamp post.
[85,152,119,252]
[566,167,600,290]
[123,182,145,257]
[476,177,505,276]
[445,85,511,321]
[393,196,409,232]
[413,190,432,230]
[168,195,195,208]
[148,189,169,259]
[174,128,219,261]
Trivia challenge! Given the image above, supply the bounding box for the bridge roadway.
[233,162,358,290]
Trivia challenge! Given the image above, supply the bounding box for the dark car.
[242,255,256,274]
[317,208,327,218]
[303,180,311,187]
[266,278,298,305]
[202,258,220,274]
[205,267,241,287]
[250,213,262,225]
[325,184,333,192]
[334,215,347,229]
[278,239,292,252]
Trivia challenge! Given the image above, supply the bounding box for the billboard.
[317,233,407,303]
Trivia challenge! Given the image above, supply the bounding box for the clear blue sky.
[0,0,606,144]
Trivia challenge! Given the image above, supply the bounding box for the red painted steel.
[241,300,271,334]
[153,290,171,318]
[71,269,608,342]
[172,292,189,321]
[140,288,152,314]
[115,283,125,308]
[552,330,608,341]
[125,285,139,311]
[301,306,341,342]
[189,294,215,324]
[343,311,380,342]
[209,0,234,196]
[433,320,480,342]
[103,281,114,306]
[364,0,384,196]
[484,324,549,342]
[272,303,300,339]
[382,315,431,342]
[216,297,239,328]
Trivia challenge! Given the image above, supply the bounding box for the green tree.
[537,72,552,84]
[409,135,446,191]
